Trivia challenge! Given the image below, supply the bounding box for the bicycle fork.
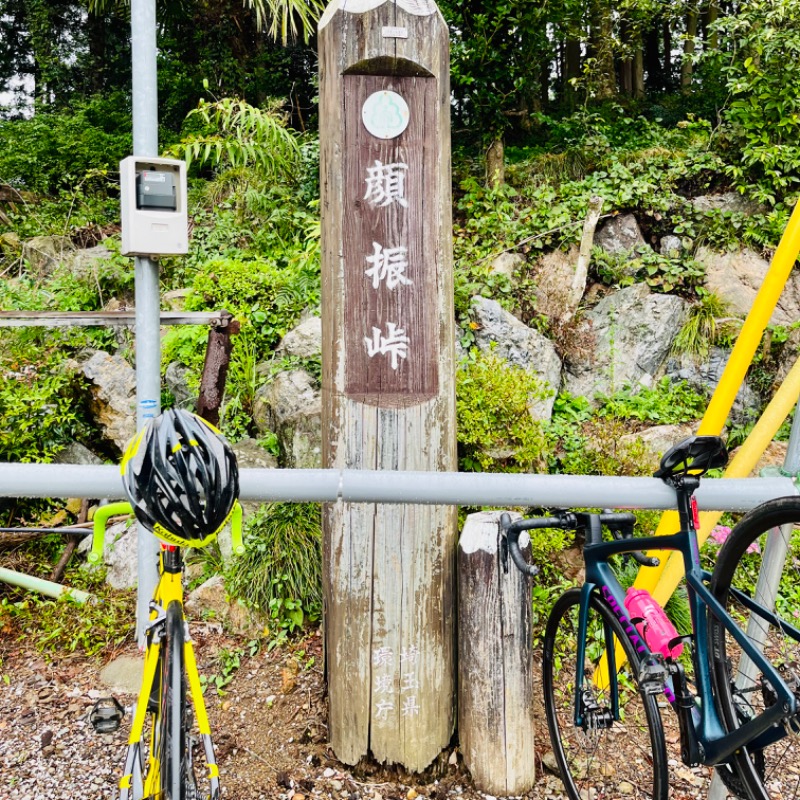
[119,608,220,800]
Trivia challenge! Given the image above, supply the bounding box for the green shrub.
[186,256,316,348]
[0,356,86,462]
[225,502,322,632]
[456,352,551,473]
[0,582,134,658]
[595,378,708,424]
[0,94,131,195]
[708,0,800,204]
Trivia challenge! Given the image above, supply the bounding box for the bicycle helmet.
[121,409,239,548]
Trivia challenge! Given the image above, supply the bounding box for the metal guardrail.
[0,311,234,328]
[0,463,795,511]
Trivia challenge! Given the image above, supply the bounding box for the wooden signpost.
[319,0,456,771]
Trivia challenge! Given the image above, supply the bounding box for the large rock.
[80,518,138,590]
[698,246,800,327]
[165,361,195,410]
[489,251,525,281]
[21,235,74,277]
[53,441,105,466]
[59,245,114,280]
[594,213,648,260]
[664,348,760,425]
[564,283,689,400]
[620,423,696,463]
[252,369,322,468]
[691,192,764,215]
[275,314,322,359]
[533,246,579,321]
[775,328,800,388]
[470,296,562,419]
[73,351,137,451]
[185,575,261,637]
[215,437,279,562]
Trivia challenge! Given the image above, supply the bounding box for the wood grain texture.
[458,512,537,795]
[319,0,456,772]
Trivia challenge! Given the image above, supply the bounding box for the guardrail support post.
[458,511,537,795]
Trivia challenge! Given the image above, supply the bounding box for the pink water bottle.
[624,588,683,660]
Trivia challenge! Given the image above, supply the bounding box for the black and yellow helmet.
[121,409,239,548]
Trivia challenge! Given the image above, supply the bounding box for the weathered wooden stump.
[458,511,537,795]
[319,0,456,772]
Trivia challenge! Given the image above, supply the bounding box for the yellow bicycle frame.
[91,502,243,799]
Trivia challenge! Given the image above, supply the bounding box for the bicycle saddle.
[654,435,728,479]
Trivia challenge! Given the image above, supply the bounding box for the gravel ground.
[0,633,715,800]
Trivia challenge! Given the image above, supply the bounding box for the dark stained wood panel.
[342,74,438,406]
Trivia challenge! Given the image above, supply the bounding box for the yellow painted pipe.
[634,197,800,598]
[595,197,800,687]
[596,353,800,688]
[649,352,800,608]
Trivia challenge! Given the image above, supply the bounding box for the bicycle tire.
[161,600,187,800]
[543,588,669,800]
[709,496,800,800]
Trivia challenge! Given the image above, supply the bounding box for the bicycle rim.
[543,589,669,800]
[710,496,800,800]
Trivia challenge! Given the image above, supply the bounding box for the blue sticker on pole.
[140,399,158,419]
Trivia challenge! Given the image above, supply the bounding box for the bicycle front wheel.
[543,589,669,800]
[160,600,188,800]
[710,496,800,800]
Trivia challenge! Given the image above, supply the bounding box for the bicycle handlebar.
[499,509,658,578]
[87,501,245,564]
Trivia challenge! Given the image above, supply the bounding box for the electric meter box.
[120,156,188,257]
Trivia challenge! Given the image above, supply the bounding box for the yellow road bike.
[88,501,244,800]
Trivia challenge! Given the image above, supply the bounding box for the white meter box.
[120,156,188,257]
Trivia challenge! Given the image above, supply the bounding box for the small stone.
[291,794,305,800]
[323,767,336,778]
[407,791,419,800]
[281,668,297,694]
[332,780,344,791]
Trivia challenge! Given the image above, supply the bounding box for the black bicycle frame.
[579,522,800,767]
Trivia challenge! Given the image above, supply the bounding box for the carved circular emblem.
[361,91,410,140]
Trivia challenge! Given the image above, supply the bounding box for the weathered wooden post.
[319,0,456,771]
[458,512,537,794]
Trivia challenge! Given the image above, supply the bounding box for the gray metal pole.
[0,464,794,509]
[708,396,800,800]
[131,0,161,642]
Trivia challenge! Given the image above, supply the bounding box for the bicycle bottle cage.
[90,696,126,733]
[654,435,728,480]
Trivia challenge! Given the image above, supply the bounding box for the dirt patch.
[0,626,714,800]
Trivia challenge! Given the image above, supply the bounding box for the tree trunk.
[681,8,698,92]
[663,20,673,89]
[565,35,582,106]
[562,196,604,324]
[591,0,616,100]
[644,21,663,93]
[486,138,505,188]
[633,43,645,99]
[619,21,632,96]
[704,1,720,52]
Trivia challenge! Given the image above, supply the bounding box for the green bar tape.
[230,502,245,556]
[88,502,133,565]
